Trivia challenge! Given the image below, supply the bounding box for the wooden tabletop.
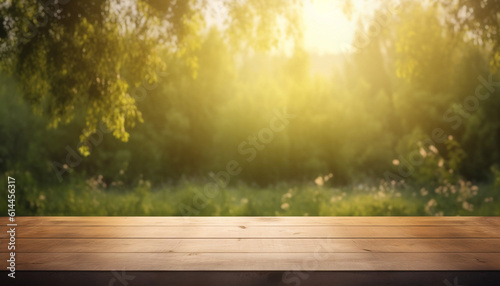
[1,216,500,271]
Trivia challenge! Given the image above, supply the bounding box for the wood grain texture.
[11,216,500,226]
[11,253,500,271]
[2,225,499,239]
[1,216,499,271]
[2,238,500,253]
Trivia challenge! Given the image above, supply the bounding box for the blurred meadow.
[1,0,500,216]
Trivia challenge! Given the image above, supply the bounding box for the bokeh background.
[1,0,499,215]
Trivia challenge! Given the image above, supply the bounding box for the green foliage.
[492,166,500,188]
[395,3,454,86]
[436,0,500,72]
[2,180,498,216]
[0,0,300,148]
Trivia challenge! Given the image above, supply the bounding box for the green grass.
[3,178,499,216]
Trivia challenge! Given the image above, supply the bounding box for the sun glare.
[302,0,377,54]
[303,0,356,54]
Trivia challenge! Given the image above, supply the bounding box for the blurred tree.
[0,0,301,152]
[363,0,500,76]
[437,0,500,71]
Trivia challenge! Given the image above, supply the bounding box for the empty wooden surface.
[1,216,499,271]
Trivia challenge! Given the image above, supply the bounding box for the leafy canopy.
[0,0,301,154]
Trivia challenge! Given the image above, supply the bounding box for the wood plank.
[5,252,500,271]
[3,225,499,239]
[2,238,500,253]
[12,216,500,226]
[2,217,499,272]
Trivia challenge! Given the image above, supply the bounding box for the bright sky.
[302,0,368,54]
[204,0,377,55]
